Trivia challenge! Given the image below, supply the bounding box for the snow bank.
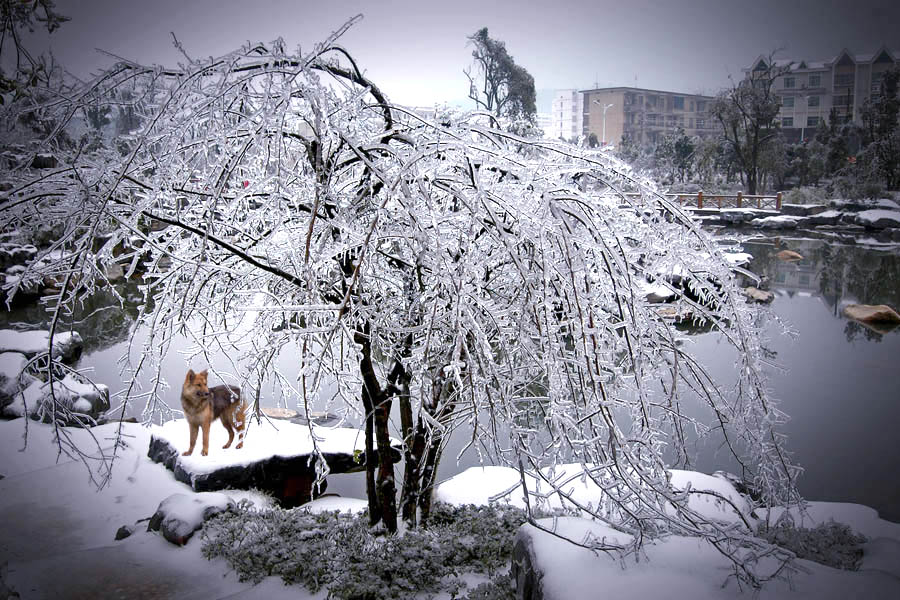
[151,418,370,475]
[435,465,751,525]
[517,516,900,600]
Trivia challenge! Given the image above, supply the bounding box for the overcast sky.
[24,0,900,109]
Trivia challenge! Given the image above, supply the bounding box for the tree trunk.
[360,383,381,527]
[374,398,398,532]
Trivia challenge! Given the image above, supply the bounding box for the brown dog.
[180,369,247,456]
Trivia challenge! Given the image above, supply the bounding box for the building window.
[696,118,705,129]
[833,94,853,107]
[807,116,819,127]
[782,96,794,108]
[696,100,706,112]
[673,96,685,110]
[834,73,853,87]
[783,77,795,89]
[807,95,820,107]
[782,117,794,127]
[809,74,821,87]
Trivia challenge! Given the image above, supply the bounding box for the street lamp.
[592,100,614,145]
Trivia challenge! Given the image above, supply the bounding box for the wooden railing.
[623,192,783,211]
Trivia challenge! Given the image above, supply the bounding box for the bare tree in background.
[1,18,801,587]
[464,27,536,123]
[710,53,788,194]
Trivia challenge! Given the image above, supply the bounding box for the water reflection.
[689,235,900,521]
[742,236,900,341]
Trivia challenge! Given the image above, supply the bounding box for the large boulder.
[842,304,900,325]
[3,375,110,423]
[147,492,234,546]
[751,216,800,229]
[807,210,842,226]
[855,210,900,230]
[781,203,828,217]
[744,286,775,303]
[148,418,400,507]
[0,351,37,411]
[0,329,83,364]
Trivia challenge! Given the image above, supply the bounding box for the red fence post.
[697,191,703,209]
[776,192,782,211]
[736,191,742,208]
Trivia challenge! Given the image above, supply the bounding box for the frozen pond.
[3,233,899,520]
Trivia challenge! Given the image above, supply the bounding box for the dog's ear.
[200,369,208,377]
[185,369,195,383]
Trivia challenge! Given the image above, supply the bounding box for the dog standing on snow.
[180,369,247,456]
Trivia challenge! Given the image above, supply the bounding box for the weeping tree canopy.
[1,18,800,587]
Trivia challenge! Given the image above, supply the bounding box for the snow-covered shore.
[2,418,899,599]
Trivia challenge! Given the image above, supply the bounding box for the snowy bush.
[758,520,866,570]
[201,501,524,598]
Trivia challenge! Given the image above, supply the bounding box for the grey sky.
[27,0,900,107]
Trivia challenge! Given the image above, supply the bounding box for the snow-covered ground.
[2,419,899,599]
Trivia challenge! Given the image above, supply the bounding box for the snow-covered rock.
[752,215,800,229]
[780,203,828,217]
[640,281,676,304]
[718,208,759,224]
[0,351,37,410]
[855,209,900,229]
[806,210,842,226]
[723,251,753,267]
[745,286,775,303]
[0,243,38,270]
[147,492,234,546]
[148,418,399,507]
[0,329,83,363]
[5,375,110,422]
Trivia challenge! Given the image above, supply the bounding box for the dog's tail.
[233,398,248,450]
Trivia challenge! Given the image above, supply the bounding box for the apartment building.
[578,87,716,147]
[548,89,584,142]
[746,47,898,143]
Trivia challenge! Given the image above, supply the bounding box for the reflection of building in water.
[771,253,820,294]
[746,239,823,296]
[744,237,900,316]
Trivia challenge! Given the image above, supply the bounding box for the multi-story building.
[549,89,584,143]
[578,87,716,147]
[745,47,898,143]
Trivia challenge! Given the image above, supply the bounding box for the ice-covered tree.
[1,19,801,586]
[710,54,787,194]
[464,27,536,123]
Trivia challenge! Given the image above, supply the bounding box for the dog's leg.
[201,419,211,456]
[222,417,235,449]
[183,422,199,456]
[235,401,247,449]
